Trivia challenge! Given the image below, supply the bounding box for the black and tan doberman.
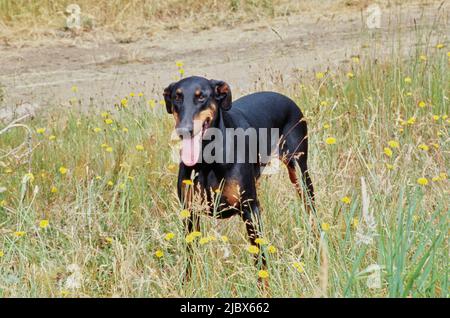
[163,76,315,277]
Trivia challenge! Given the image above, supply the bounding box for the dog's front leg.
[177,165,200,282]
[241,201,266,270]
[183,211,200,282]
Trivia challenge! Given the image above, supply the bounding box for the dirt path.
[0,1,448,119]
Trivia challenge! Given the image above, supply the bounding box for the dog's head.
[163,76,232,166]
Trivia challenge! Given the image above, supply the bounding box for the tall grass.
[0,45,448,297]
[0,0,290,38]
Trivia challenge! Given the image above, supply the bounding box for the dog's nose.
[176,127,193,139]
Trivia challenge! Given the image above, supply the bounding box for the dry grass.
[0,41,448,297]
[0,0,429,42]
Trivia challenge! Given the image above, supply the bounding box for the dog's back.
[229,91,305,131]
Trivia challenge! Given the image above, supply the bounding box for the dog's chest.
[203,169,242,210]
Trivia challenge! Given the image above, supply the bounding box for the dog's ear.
[163,83,175,114]
[210,80,232,111]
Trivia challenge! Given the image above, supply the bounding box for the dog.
[163,76,315,277]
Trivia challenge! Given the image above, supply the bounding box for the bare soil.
[0,1,448,119]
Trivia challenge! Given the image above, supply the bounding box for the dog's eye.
[175,94,182,102]
[198,95,206,102]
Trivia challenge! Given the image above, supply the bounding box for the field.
[0,0,449,298]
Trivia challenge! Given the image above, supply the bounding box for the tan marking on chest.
[222,179,242,207]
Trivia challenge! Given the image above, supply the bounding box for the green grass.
[0,46,448,297]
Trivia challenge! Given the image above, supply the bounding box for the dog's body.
[164,76,314,274]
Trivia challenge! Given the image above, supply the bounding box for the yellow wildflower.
[164,232,175,241]
[341,196,351,204]
[293,261,305,273]
[352,217,359,228]
[93,127,101,133]
[247,245,260,254]
[59,166,68,175]
[105,147,113,153]
[321,222,331,232]
[167,164,177,173]
[0,250,4,257]
[258,270,269,279]
[122,127,128,133]
[436,43,445,49]
[185,234,195,243]
[418,144,429,151]
[407,117,416,125]
[419,55,427,61]
[155,250,164,258]
[347,72,354,79]
[404,77,412,84]
[179,209,191,219]
[49,135,56,141]
[39,219,49,229]
[175,60,184,68]
[268,245,277,254]
[60,290,70,297]
[388,140,399,149]
[221,235,229,243]
[255,238,268,245]
[199,237,210,245]
[316,72,325,79]
[71,85,78,92]
[135,145,144,151]
[104,118,113,125]
[418,101,426,108]
[416,177,428,186]
[24,172,34,182]
[325,137,336,145]
[14,231,26,237]
[383,147,393,157]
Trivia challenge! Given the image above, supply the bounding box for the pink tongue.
[181,132,202,166]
